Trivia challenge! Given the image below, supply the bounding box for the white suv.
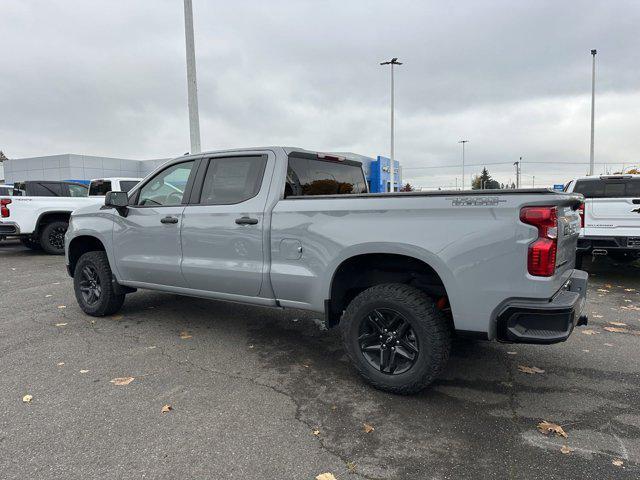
[564,174,640,266]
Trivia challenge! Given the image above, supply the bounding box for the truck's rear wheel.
[340,283,451,394]
[20,236,42,250]
[39,220,68,255]
[73,251,125,316]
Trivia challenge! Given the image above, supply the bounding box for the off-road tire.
[73,251,125,316]
[20,236,42,250]
[340,283,451,394]
[39,220,68,255]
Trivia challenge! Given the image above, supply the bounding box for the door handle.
[235,216,259,225]
[160,216,179,224]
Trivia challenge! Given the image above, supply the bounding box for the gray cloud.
[1,0,639,188]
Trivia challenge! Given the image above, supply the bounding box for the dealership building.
[1,151,402,192]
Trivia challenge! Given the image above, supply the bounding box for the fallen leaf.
[363,423,375,434]
[45,294,52,298]
[604,343,614,347]
[55,322,68,327]
[604,326,628,333]
[604,284,613,288]
[518,365,545,375]
[303,364,310,368]
[612,459,624,467]
[597,289,610,293]
[161,404,172,413]
[537,420,568,438]
[507,351,517,355]
[330,405,337,411]
[624,288,636,292]
[147,346,156,349]
[312,428,320,436]
[57,362,65,366]
[79,369,89,374]
[582,349,590,353]
[179,331,192,340]
[581,329,599,335]
[608,322,627,326]
[346,461,357,473]
[110,376,135,386]
[57,305,66,309]
[592,314,603,318]
[560,445,573,455]
[110,314,124,321]
[316,474,337,480]
[22,394,33,403]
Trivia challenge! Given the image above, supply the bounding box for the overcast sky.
[2,0,639,188]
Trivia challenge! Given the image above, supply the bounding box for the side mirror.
[105,191,128,208]
[105,191,129,216]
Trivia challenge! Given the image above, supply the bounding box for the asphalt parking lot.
[1,240,639,480]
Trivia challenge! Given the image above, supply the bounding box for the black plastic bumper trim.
[496,269,588,344]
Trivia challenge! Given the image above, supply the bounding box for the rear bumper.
[0,222,20,236]
[577,235,640,254]
[495,269,588,344]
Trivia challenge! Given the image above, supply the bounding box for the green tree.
[0,151,7,161]
[471,167,500,189]
[400,183,414,192]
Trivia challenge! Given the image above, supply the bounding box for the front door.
[113,159,198,287]
[180,154,271,296]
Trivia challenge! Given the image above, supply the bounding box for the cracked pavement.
[1,239,639,479]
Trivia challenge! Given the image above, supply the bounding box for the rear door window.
[574,178,640,198]
[89,180,112,196]
[198,156,267,205]
[286,157,368,196]
[119,181,139,193]
[31,182,63,196]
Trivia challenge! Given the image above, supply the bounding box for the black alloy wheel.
[358,308,419,375]
[78,264,102,306]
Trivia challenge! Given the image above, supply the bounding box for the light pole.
[183,0,201,154]
[380,58,402,192]
[589,49,597,176]
[513,158,521,189]
[458,140,469,190]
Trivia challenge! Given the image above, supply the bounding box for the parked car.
[65,147,588,394]
[88,178,142,197]
[11,180,88,197]
[564,174,640,266]
[0,181,101,254]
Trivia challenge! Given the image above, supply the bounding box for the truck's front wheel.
[340,283,451,394]
[73,251,125,316]
[39,220,68,255]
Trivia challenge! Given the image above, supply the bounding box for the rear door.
[180,153,272,296]
[574,177,640,237]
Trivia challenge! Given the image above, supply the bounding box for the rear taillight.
[578,203,585,228]
[520,206,558,277]
[0,198,11,218]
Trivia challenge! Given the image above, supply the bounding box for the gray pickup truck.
[65,147,588,394]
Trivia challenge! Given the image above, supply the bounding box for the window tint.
[31,182,63,197]
[199,156,267,205]
[286,157,367,196]
[89,180,112,196]
[574,178,640,198]
[137,161,195,206]
[68,184,88,197]
[119,181,139,193]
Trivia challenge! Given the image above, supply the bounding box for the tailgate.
[556,204,581,274]
[586,198,640,236]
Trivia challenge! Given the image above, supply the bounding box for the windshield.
[574,178,640,198]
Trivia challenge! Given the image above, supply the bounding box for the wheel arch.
[35,211,72,234]
[67,235,107,277]
[325,246,458,328]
